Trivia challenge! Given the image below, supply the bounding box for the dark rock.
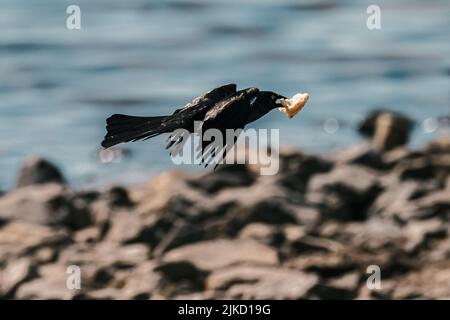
[187,164,255,194]
[358,110,413,151]
[285,252,357,278]
[313,271,360,299]
[0,184,92,230]
[307,165,382,221]
[227,198,297,231]
[279,150,333,193]
[333,143,390,171]
[105,186,134,207]
[15,157,66,188]
[396,158,437,181]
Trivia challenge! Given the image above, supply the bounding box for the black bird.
[101,84,309,166]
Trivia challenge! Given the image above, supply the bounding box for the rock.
[0,184,92,230]
[306,165,382,221]
[0,258,36,298]
[120,261,161,299]
[424,135,450,154]
[402,219,447,253]
[314,271,360,299]
[15,157,66,188]
[279,151,333,193]
[369,181,430,221]
[187,164,255,194]
[391,262,450,299]
[15,263,78,299]
[358,111,413,151]
[157,239,278,278]
[0,221,70,256]
[284,252,356,278]
[105,186,134,207]
[396,158,437,181]
[105,211,157,245]
[411,188,450,220]
[342,218,404,251]
[238,223,277,244]
[59,243,150,270]
[77,288,123,300]
[292,206,321,228]
[227,198,297,230]
[225,269,319,300]
[74,226,103,244]
[333,143,389,171]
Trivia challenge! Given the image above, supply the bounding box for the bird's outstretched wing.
[197,88,259,167]
[172,83,237,115]
[102,84,236,149]
[165,83,237,152]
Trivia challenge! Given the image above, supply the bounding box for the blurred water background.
[0,0,449,190]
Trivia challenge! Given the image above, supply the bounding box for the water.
[0,0,449,190]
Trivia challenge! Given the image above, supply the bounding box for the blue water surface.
[0,0,449,189]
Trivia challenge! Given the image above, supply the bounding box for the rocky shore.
[1,111,449,300]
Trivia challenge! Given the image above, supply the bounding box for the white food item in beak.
[279,93,310,118]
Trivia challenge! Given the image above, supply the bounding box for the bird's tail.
[101,114,170,148]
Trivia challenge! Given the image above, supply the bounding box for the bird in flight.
[101,84,309,167]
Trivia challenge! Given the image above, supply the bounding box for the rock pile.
[1,112,449,299]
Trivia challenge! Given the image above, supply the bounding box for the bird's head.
[257,91,309,119]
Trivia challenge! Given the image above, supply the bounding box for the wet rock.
[358,111,413,151]
[307,165,382,221]
[0,184,91,230]
[15,157,66,188]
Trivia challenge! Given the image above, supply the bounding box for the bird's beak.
[278,93,309,119]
